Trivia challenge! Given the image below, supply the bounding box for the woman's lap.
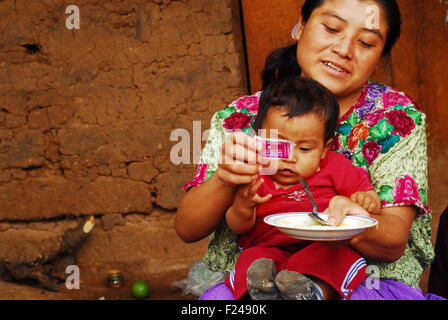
[199,279,446,300]
[351,279,445,300]
[199,282,235,300]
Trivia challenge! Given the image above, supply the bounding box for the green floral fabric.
[184,81,434,288]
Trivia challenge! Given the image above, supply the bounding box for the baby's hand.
[350,190,381,215]
[226,178,272,234]
[234,178,272,213]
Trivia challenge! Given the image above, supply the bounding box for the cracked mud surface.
[0,0,246,219]
[0,211,207,300]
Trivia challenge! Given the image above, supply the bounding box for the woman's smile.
[321,60,350,76]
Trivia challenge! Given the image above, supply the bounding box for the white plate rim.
[264,212,378,231]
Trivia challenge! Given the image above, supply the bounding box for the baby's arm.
[350,190,381,215]
[226,178,272,234]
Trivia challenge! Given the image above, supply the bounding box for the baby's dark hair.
[253,77,340,143]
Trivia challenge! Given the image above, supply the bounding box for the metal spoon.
[298,177,331,226]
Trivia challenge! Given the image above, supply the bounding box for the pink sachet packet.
[255,136,295,159]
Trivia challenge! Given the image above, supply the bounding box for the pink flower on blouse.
[234,95,259,113]
[223,112,252,131]
[330,134,342,151]
[381,91,412,108]
[362,140,382,165]
[385,109,415,137]
[393,175,421,206]
[363,109,385,126]
[183,163,209,191]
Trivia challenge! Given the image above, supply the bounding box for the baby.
[225,77,380,300]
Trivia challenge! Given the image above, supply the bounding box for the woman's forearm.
[174,172,237,243]
[350,206,416,262]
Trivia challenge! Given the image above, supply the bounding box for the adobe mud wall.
[0,0,246,220]
[0,0,247,297]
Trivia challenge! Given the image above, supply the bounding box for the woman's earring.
[291,23,299,40]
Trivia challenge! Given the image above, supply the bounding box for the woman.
[175,0,442,300]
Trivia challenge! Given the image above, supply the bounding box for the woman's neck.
[337,87,365,118]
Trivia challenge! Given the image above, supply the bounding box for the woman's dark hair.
[254,77,340,143]
[261,0,401,90]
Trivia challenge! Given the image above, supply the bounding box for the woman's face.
[294,0,388,103]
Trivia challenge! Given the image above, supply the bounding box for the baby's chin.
[272,171,300,189]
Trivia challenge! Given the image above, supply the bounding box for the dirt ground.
[0,267,197,300]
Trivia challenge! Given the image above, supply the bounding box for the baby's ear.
[321,138,334,159]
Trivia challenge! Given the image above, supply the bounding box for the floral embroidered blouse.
[184,81,434,289]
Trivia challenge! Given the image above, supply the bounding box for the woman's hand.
[175,132,271,243]
[226,178,272,234]
[216,132,270,186]
[324,196,371,226]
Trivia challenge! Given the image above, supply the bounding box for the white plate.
[264,212,378,241]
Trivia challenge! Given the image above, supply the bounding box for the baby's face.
[260,108,329,189]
